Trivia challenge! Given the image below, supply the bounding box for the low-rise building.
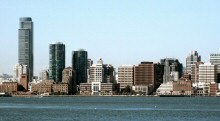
[173,80,192,95]
[52,83,68,95]
[0,82,18,94]
[80,82,119,95]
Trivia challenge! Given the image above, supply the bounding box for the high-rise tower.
[72,49,88,85]
[186,51,201,75]
[49,42,65,82]
[18,17,33,82]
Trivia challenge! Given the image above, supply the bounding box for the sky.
[0,0,220,76]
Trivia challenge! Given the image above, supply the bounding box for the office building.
[134,62,158,88]
[186,51,201,75]
[13,64,28,83]
[49,42,65,82]
[191,62,203,83]
[199,63,217,83]
[72,49,88,85]
[118,65,134,90]
[210,53,220,83]
[39,69,49,81]
[18,17,33,82]
[62,67,74,94]
[89,58,115,83]
[161,58,183,83]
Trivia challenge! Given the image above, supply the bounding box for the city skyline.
[1,1,220,76]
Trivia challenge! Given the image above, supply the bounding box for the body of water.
[0,96,220,121]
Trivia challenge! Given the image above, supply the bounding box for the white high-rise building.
[13,64,28,82]
[210,53,220,73]
[89,58,104,83]
[186,51,201,75]
[39,69,49,81]
[118,65,134,90]
[199,63,217,83]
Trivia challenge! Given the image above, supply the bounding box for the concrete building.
[13,64,28,83]
[72,49,88,85]
[49,42,65,82]
[161,58,183,83]
[39,69,49,81]
[199,63,217,83]
[118,65,134,90]
[18,17,34,82]
[80,82,119,95]
[210,53,220,83]
[191,62,204,83]
[156,81,173,95]
[89,58,115,83]
[62,67,74,94]
[186,51,201,75]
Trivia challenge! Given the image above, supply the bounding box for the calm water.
[0,96,220,121]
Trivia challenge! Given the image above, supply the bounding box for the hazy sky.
[0,0,220,76]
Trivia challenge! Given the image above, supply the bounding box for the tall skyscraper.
[18,17,33,82]
[186,51,201,75]
[72,49,88,85]
[49,42,65,82]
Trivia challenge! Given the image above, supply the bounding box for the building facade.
[18,17,34,82]
[13,64,28,83]
[186,51,201,75]
[62,67,74,94]
[118,65,134,90]
[199,63,217,83]
[49,42,65,82]
[39,69,49,81]
[134,62,158,89]
[72,49,88,85]
[210,53,220,83]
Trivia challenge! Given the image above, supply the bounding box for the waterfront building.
[18,17,34,82]
[13,64,28,83]
[172,80,192,95]
[72,49,88,85]
[49,42,65,82]
[161,58,183,83]
[118,65,134,90]
[80,82,119,95]
[156,81,173,95]
[39,69,49,81]
[0,82,18,94]
[186,51,201,75]
[199,63,217,83]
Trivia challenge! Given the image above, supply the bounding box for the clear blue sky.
[0,0,220,76]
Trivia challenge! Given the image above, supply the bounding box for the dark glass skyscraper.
[18,17,33,82]
[72,49,88,85]
[49,42,65,82]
